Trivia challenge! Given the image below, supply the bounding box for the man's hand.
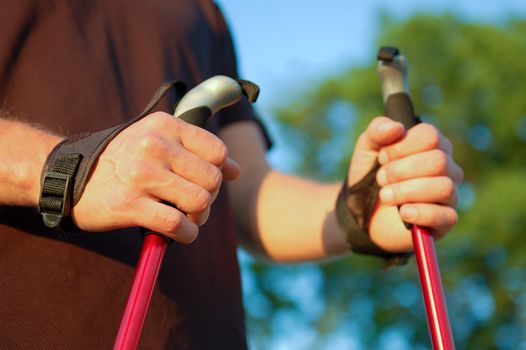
[71,112,240,244]
[348,116,464,253]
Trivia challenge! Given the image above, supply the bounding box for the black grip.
[178,106,212,127]
[384,92,418,129]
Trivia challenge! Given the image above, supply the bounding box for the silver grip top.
[377,55,411,103]
[173,75,243,118]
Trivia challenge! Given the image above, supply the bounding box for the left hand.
[348,117,464,253]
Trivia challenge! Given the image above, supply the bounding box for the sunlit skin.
[223,117,463,261]
[0,114,462,262]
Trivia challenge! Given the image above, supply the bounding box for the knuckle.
[419,124,441,149]
[439,177,456,199]
[126,163,158,188]
[357,133,372,153]
[207,167,223,192]
[137,134,165,154]
[143,112,169,128]
[193,188,212,212]
[159,212,184,233]
[151,111,172,123]
[210,141,228,166]
[430,150,448,175]
[448,210,459,226]
[431,208,458,228]
[126,162,148,184]
[396,185,407,202]
[382,165,395,183]
[388,185,401,203]
[428,214,442,227]
[357,133,369,146]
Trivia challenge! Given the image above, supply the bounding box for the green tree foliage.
[244,15,526,349]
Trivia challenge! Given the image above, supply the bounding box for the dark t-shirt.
[0,0,258,348]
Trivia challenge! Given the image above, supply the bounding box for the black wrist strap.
[336,169,412,268]
[38,80,188,229]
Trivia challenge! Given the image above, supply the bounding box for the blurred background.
[215,1,526,349]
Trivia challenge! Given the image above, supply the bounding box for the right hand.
[71,111,240,244]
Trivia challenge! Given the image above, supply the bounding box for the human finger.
[399,203,459,240]
[187,208,211,227]
[140,112,229,168]
[141,165,212,227]
[177,120,229,167]
[222,157,241,182]
[144,167,213,215]
[209,157,240,203]
[135,133,224,193]
[379,176,458,207]
[378,123,453,164]
[128,198,199,244]
[377,149,464,186]
[355,117,405,153]
[348,117,405,185]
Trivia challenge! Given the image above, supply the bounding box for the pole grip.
[114,75,255,350]
[383,92,418,129]
[176,106,212,127]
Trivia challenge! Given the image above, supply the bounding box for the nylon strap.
[38,80,188,231]
[336,171,412,268]
[38,152,82,228]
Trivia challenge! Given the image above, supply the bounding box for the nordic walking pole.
[114,76,259,350]
[377,46,455,350]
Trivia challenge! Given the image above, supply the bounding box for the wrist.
[336,168,412,268]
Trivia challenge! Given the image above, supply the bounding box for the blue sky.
[216,0,526,111]
[215,0,526,170]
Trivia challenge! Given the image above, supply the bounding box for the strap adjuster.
[38,151,82,229]
[39,171,73,228]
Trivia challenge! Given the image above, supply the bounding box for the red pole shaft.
[411,225,455,350]
[113,234,168,350]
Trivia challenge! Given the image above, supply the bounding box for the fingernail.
[380,187,394,203]
[401,207,417,220]
[377,168,388,185]
[376,121,391,134]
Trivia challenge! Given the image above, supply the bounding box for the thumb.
[348,117,404,185]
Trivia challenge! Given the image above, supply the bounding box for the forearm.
[221,121,349,263]
[0,118,64,207]
[252,171,350,262]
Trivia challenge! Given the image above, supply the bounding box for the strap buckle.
[38,171,72,228]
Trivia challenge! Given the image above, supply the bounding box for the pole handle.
[377,46,456,350]
[384,92,418,129]
[114,76,259,350]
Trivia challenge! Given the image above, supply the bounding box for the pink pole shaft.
[114,234,168,350]
[411,225,455,350]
